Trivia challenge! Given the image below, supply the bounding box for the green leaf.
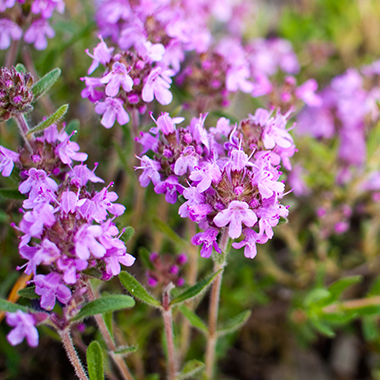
[304,288,331,308]
[170,270,222,306]
[114,344,138,356]
[27,104,69,136]
[310,319,335,338]
[217,310,251,337]
[328,276,362,300]
[17,286,39,299]
[119,271,161,308]
[179,305,208,334]
[139,247,155,270]
[0,299,28,313]
[367,276,380,297]
[278,216,288,225]
[72,295,135,321]
[121,226,135,243]
[152,216,186,248]
[362,316,380,342]
[15,64,27,74]
[32,68,61,101]
[175,360,205,380]
[0,189,25,200]
[86,341,104,380]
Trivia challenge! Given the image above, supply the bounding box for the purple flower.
[213,200,257,239]
[142,67,174,105]
[295,79,322,107]
[189,162,221,193]
[95,97,130,128]
[0,0,16,12]
[24,19,55,50]
[34,273,72,310]
[135,155,161,187]
[150,112,184,136]
[85,35,114,74]
[19,168,58,198]
[191,228,221,258]
[0,145,19,177]
[232,229,268,259]
[6,311,39,347]
[0,19,22,50]
[31,0,65,18]
[57,256,88,284]
[74,224,106,260]
[174,146,199,176]
[69,163,104,188]
[154,176,183,204]
[55,133,88,165]
[81,77,104,102]
[100,62,133,97]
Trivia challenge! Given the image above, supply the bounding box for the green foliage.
[170,270,222,306]
[179,305,208,334]
[17,286,39,299]
[72,295,135,321]
[119,271,162,308]
[217,310,251,337]
[175,360,205,380]
[87,341,104,380]
[114,344,138,356]
[0,299,28,313]
[152,216,186,249]
[27,104,69,136]
[32,68,61,101]
[0,189,25,200]
[14,64,27,74]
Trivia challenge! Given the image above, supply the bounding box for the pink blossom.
[85,35,114,74]
[0,145,19,177]
[100,62,133,97]
[142,67,174,105]
[0,0,15,12]
[0,19,22,50]
[213,200,257,239]
[24,19,55,50]
[6,311,39,347]
[95,97,130,128]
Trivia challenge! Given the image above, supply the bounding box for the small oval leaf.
[170,270,222,306]
[175,360,205,380]
[73,295,135,321]
[87,340,104,380]
[32,68,61,101]
[119,271,161,309]
[0,298,28,313]
[15,63,27,74]
[114,344,138,356]
[179,305,208,334]
[27,104,69,136]
[17,286,39,299]
[217,310,251,337]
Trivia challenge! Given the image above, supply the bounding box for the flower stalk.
[59,328,89,380]
[205,228,229,379]
[162,284,177,380]
[86,282,135,380]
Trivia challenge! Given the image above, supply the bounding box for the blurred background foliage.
[3,0,380,379]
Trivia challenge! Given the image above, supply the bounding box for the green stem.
[162,285,178,380]
[86,282,135,380]
[59,328,89,380]
[205,228,229,379]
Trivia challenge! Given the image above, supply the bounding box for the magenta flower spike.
[6,311,39,347]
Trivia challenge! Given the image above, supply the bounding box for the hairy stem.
[180,219,199,361]
[86,283,135,380]
[13,114,34,153]
[162,287,177,380]
[205,228,229,380]
[59,328,89,380]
